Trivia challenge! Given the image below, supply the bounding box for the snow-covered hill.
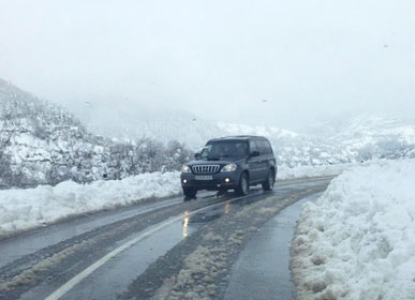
[74,100,415,167]
[76,106,357,167]
[68,101,224,149]
[312,115,415,160]
[2,78,415,188]
[0,79,191,188]
[218,122,356,167]
[0,78,102,187]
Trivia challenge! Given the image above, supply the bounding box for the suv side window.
[261,140,272,154]
[249,140,258,154]
[257,140,268,155]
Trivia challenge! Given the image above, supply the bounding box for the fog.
[1,0,414,131]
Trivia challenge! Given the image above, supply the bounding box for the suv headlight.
[221,164,237,172]
[181,165,192,173]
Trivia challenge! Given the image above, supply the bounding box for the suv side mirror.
[250,150,260,157]
[194,152,201,160]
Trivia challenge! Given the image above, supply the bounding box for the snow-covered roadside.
[0,163,352,239]
[277,163,350,180]
[291,159,415,300]
[0,172,181,238]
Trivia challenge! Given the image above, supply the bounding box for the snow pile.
[292,159,415,300]
[278,164,350,180]
[0,162,351,239]
[0,171,181,238]
[0,163,346,237]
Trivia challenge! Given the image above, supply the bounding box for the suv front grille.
[192,165,220,174]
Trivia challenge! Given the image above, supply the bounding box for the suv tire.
[183,187,197,199]
[235,172,250,196]
[262,169,275,191]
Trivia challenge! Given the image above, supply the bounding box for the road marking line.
[44,216,181,300]
[45,193,254,300]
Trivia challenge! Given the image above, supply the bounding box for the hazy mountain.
[73,102,224,149]
[217,122,356,166]
[1,78,414,188]
[74,99,415,166]
[0,79,191,188]
[74,103,356,166]
[312,115,415,160]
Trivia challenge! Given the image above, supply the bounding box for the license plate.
[195,175,213,181]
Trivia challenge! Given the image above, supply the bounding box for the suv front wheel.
[262,169,275,191]
[235,172,249,196]
[183,187,197,200]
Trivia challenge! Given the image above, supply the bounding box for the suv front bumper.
[180,171,240,191]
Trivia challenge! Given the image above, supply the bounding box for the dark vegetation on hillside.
[0,79,192,188]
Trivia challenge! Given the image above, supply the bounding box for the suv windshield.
[200,141,248,161]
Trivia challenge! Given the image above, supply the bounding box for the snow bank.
[0,162,351,239]
[0,172,181,238]
[292,159,415,300]
[278,163,350,180]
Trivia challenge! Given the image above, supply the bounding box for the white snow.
[0,163,352,239]
[278,164,350,180]
[292,159,415,300]
[0,171,181,238]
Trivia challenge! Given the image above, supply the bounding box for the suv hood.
[187,159,244,166]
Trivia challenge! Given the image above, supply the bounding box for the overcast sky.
[1,0,414,131]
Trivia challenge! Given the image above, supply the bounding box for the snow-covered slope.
[218,122,356,167]
[2,77,415,188]
[79,106,358,167]
[75,101,415,167]
[70,95,415,168]
[0,79,192,188]
[292,159,415,300]
[72,102,224,149]
[312,115,415,160]
[0,78,104,187]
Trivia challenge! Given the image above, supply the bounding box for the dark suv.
[180,136,277,198]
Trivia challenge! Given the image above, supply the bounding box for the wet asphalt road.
[0,177,333,300]
[0,195,187,269]
[224,192,323,300]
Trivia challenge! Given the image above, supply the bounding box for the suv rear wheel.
[235,172,249,196]
[262,169,275,191]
